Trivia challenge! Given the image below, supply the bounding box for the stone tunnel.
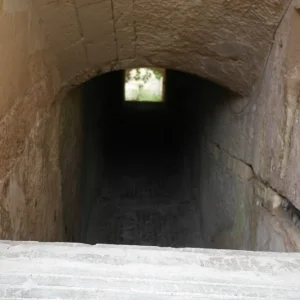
[1,0,300,252]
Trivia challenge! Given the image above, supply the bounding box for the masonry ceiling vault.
[34,0,290,95]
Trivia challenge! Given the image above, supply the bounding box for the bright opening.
[124,68,165,102]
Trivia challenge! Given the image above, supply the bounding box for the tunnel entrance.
[58,68,300,252]
[124,68,165,102]
[77,69,234,248]
[87,103,190,246]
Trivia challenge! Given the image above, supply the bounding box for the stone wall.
[169,1,300,252]
[206,2,300,251]
[0,1,65,240]
[80,72,124,241]
[59,87,84,242]
[0,1,85,242]
[166,55,300,252]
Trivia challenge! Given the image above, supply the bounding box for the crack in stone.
[77,0,107,9]
[72,0,89,64]
[110,0,119,63]
[132,0,137,56]
[210,141,300,229]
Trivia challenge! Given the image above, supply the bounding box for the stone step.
[86,202,203,247]
[1,241,300,299]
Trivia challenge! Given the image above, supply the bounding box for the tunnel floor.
[85,102,203,247]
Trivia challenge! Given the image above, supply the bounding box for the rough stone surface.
[0,0,63,241]
[1,0,300,253]
[1,241,300,299]
[34,0,290,95]
[194,1,300,251]
[164,68,300,252]
[59,87,84,242]
[0,0,83,242]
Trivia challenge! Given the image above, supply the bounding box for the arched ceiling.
[34,0,290,95]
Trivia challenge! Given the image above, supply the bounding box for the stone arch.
[34,0,290,95]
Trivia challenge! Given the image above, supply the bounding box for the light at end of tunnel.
[124,68,165,102]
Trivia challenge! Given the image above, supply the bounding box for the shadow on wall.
[70,69,257,249]
[10,67,299,251]
[59,87,84,242]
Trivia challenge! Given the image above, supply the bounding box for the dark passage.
[80,70,229,247]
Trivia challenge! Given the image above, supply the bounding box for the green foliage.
[137,90,162,102]
[153,70,163,80]
[125,68,164,102]
[125,71,131,82]
[125,68,163,83]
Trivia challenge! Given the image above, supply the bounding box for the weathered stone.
[1,0,300,254]
[1,241,300,299]
[33,0,290,95]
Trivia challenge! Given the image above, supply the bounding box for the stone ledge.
[0,241,300,299]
